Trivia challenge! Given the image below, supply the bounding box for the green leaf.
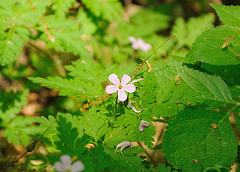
[55,114,88,156]
[186,25,240,65]
[0,0,48,66]
[79,107,108,143]
[163,108,238,171]
[29,76,85,97]
[51,0,75,17]
[39,15,89,57]
[200,63,240,86]
[0,26,29,66]
[155,163,173,172]
[77,8,97,36]
[3,116,38,146]
[0,89,29,120]
[81,0,123,22]
[35,115,58,147]
[229,85,240,102]
[211,4,240,27]
[138,60,233,117]
[104,146,147,171]
[171,14,214,48]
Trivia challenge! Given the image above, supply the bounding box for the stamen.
[119,85,122,89]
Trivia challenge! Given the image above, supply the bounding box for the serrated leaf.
[200,63,240,86]
[3,116,37,146]
[163,108,238,171]
[0,0,48,66]
[77,8,97,36]
[0,89,29,121]
[211,4,240,27]
[55,114,88,156]
[29,77,85,97]
[79,107,108,143]
[138,60,233,117]
[81,0,123,22]
[51,0,75,17]
[39,15,89,57]
[104,146,148,171]
[186,25,240,65]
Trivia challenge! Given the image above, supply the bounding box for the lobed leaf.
[81,0,123,22]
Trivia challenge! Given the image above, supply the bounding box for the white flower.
[106,74,136,101]
[54,155,84,172]
[115,141,133,159]
[128,102,141,113]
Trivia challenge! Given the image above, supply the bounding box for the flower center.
[119,85,123,89]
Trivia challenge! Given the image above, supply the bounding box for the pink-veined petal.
[123,84,136,93]
[121,74,131,86]
[71,161,85,172]
[54,162,65,172]
[109,73,120,86]
[118,89,127,101]
[106,85,118,94]
[60,155,71,169]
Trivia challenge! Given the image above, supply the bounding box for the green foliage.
[211,4,240,27]
[163,108,238,171]
[0,89,38,146]
[79,107,108,143]
[0,0,48,66]
[186,25,240,65]
[137,60,233,117]
[52,0,75,17]
[81,0,123,22]
[55,114,88,157]
[38,15,89,57]
[29,76,85,97]
[172,14,214,49]
[1,1,240,171]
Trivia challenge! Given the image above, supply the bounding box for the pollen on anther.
[119,85,123,89]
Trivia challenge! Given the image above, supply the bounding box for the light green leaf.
[81,0,123,22]
[35,115,58,151]
[77,8,97,36]
[163,108,238,171]
[79,107,108,143]
[211,4,240,27]
[29,76,87,97]
[0,89,29,124]
[51,0,75,17]
[172,14,214,48]
[3,116,37,146]
[39,15,89,57]
[186,25,240,65]
[0,0,48,66]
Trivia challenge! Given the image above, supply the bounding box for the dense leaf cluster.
[0,0,240,171]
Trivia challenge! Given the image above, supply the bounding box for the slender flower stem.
[114,95,118,120]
